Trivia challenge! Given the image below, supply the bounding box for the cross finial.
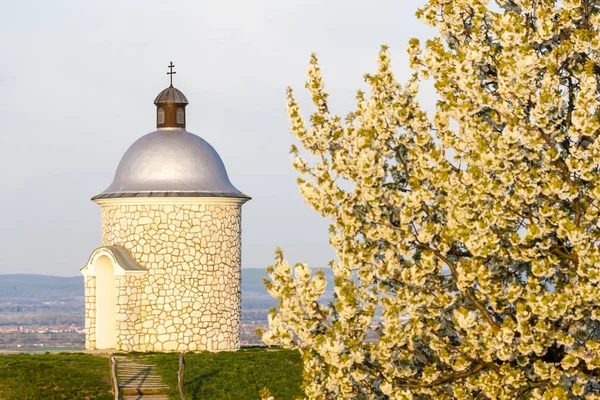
[167,61,176,87]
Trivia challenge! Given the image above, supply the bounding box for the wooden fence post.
[109,353,119,400]
[178,351,186,400]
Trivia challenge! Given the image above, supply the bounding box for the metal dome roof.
[93,128,249,200]
[154,86,189,105]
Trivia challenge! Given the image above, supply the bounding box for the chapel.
[81,63,250,352]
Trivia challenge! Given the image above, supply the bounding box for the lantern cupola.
[154,62,189,128]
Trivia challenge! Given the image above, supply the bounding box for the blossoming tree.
[260,0,600,398]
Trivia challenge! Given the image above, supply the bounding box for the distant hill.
[0,275,83,303]
[0,269,335,311]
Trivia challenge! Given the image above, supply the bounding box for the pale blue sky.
[0,0,435,276]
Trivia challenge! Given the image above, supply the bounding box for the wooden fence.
[109,353,119,400]
[178,351,186,399]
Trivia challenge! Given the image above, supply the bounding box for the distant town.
[0,270,334,352]
[0,319,270,351]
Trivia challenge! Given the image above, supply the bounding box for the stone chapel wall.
[100,202,242,352]
[116,275,143,351]
[84,276,96,349]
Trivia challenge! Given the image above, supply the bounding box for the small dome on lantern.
[154,86,188,105]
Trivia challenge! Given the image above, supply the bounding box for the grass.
[0,348,304,400]
[0,353,113,400]
[129,348,304,400]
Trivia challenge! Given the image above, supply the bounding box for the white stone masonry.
[84,202,243,352]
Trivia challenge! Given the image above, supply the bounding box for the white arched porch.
[81,246,146,350]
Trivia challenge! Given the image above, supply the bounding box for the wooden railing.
[109,353,119,400]
[178,351,186,400]
[109,351,186,399]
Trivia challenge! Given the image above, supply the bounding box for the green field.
[0,353,113,400]
[0,349,303,400]
[0,347,84,354]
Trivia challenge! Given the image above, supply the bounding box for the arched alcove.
[95,255,117,349]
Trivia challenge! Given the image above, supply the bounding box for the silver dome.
[94,128,249,199]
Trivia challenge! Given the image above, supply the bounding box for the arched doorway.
[95,255,117,349]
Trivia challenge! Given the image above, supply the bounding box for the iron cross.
[167,61,176,86]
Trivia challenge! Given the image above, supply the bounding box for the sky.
[0,0,436,276]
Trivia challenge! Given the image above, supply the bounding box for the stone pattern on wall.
[84,276,97,349]
[90,203,242,352]
[116,275,143,351]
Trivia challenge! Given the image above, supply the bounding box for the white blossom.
[262,1,600,398]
